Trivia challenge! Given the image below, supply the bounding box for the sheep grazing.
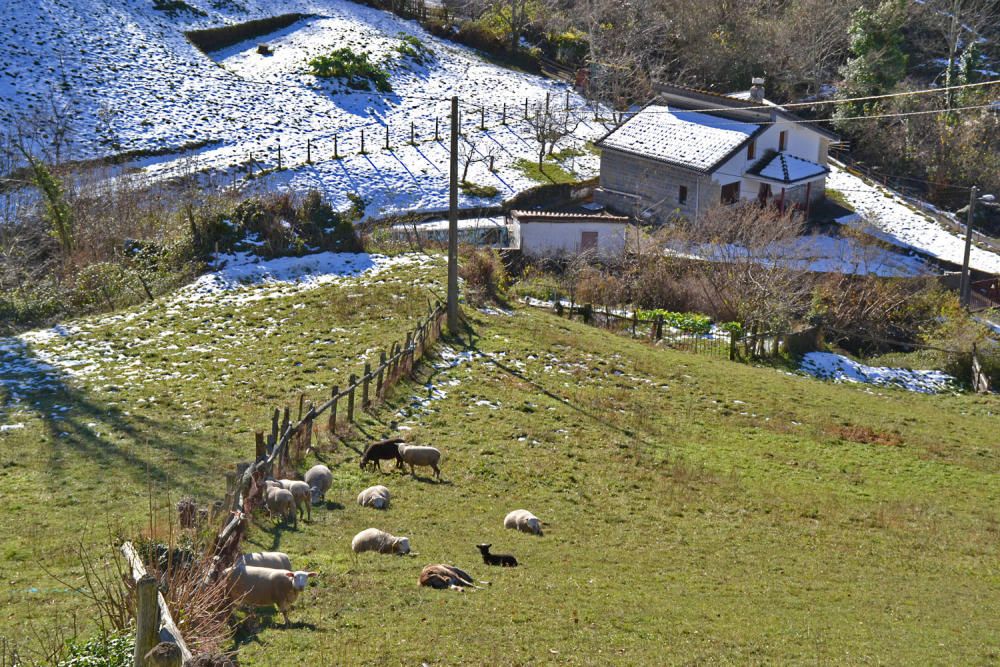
[418,564,480,591]
[238,551,292,570]
[503,509,542,536]
[476,544,518,567]
[396,444,442,480]
[224,565,316,626]
[359,437,405,472]
[304,464,333,505]
[357,485,391,510]
[264,486,296,526]
[351,528,410,556]
[267,479,312,522]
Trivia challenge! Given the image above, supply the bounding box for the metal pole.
[960,186,978,308]
[447,96,460,333]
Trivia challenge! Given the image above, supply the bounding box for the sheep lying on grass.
[357,485,390,509]
[351,528,410,555]
[265,486,296,526]
[266,479,311,522]
[397,444,442,480]
[418,564,482,591]
[360,438,404,472]
[239,551,291,570]
[224,565,316,626]
[504,509,542,535]
[476,544,518,567]
[304,464,332,505]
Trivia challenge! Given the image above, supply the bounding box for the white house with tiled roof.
[594,80,838,222]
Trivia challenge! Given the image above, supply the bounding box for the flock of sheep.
[222,438,544,624]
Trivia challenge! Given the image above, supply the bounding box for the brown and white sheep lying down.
[224,565,316,625]
[351,528,410,555]
[304,464,333,505]
[266,479,311,522]
[418,564,481,591]
[504,509,542,535]
[396,444,442,480]
[238,551,292,570]
[264,486,296,526]
[357,485,391,510]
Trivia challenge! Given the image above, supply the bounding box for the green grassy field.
[1,252,998,665]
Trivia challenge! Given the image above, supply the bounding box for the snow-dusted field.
[828,164,1000,275]
[0,249,443,406]
[0,0,603,217]
[799,351,956,394]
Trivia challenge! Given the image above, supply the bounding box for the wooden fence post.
[134,575,159,667]
[656,315,664,341]
[729,332,737,361]
[269,408,279,452]
[631,312,637,337]
[334,134,339,159]
[297,394,305,421]
[306,139,312,164]
[363,363,371,408]
[405,332,413,374]
[328,386,339,433]
[347,374,356,422]
[255,432,266,460]
[377,351,386,397]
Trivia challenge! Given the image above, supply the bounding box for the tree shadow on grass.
[2,339,210,496]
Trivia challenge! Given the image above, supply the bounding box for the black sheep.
[476,543,518,567]
[359,437,405,471]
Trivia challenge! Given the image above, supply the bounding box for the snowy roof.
[511,210,630,224]
[595,105,763,173]
[747,152,828,184]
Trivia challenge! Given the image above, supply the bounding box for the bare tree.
[458,135,500,183]
[526,101,580,172]
[917,0,998,109]
[664,203,812,329]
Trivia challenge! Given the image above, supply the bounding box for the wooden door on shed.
[580,231,599,251]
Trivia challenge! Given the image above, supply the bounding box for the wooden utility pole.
[960,186,978,308]
[447,96,460,333]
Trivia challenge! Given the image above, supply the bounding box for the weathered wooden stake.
[134,575,159,667]
[377,351,386,396]
[524,97,529,119]
[565,89,570,111]
[347,374,356,422]
[480,106,485,130]
[328,386,339,433]
[385,124,390,150]
[297,394,305,421]
[255,432,266,460]
[277,141,282,170]
[410,121,415,145]
[334,134,339,159]
[405,332,413,373]
[362,363,371,408]
[435,116,440,141]
[306,139,312,164]
[360,129,366,154]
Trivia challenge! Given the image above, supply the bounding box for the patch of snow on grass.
[800,352,956,394]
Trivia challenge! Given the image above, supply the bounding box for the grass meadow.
[1,253,998,665]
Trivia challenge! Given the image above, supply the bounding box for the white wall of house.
[518,221,628,257]
[711,117,829,206]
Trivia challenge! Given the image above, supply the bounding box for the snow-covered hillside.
[0,0,603,216]
[828,164,1000,275]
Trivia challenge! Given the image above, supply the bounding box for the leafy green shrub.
[57,631,133,667]
[395,34,433,65]
[636,309,712,334]
[308,48,392,92]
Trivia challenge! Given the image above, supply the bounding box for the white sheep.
[267,479,312,522]
[504,509,542,536]
[238,551,291,570]
[224,565,316,625]
[304,464,333,505]
[351,528,410,556]
[396,444,442,480]
[265,486,296,526]
[357,485,391,510]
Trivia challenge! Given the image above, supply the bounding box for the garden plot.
[0,0,603,217]
[799,351,957,394]
[828,164,1000,274]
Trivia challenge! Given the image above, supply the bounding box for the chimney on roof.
[750,77,765,103]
